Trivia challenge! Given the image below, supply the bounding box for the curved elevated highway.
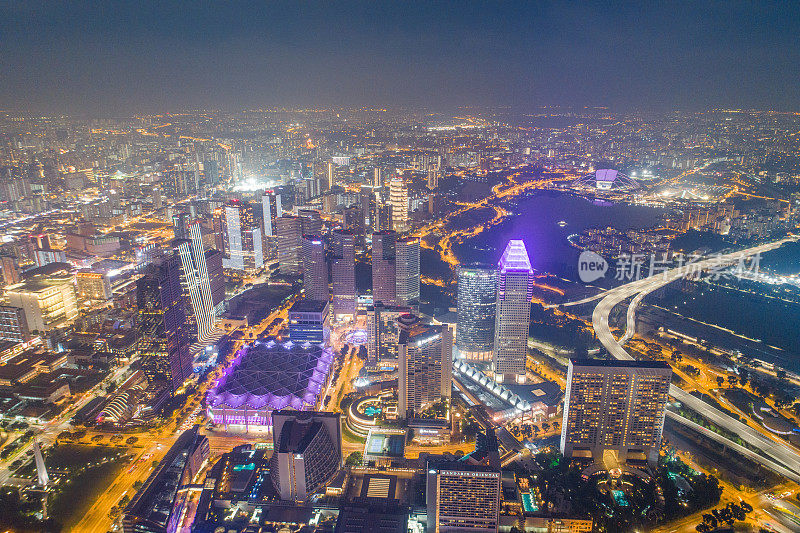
[585,237,800,482]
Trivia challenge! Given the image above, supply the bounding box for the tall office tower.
[366,303,411,363]
[389,176,409,232]
[456,265,496,361]
[301,235,328,302]
[425,461,501,533]
[325,161,334,191]
[372,230,397,305]
[172,212,190,240]
[375,204,392,232]
[276,216,303,275]
[427,169,439,190]
[0,305,30,344]
[136,254,192,395]
[205,249,225,311]
[360,186,375,235]
[219,200,263,272]
[176,223,216,343]
[1,253,21,285]
[395,237,420,307]
[343,205,364,236]
[331,229,356,319]
[299,209,323,236]
[397,316,452,418]
[373,167,383,199]
[261,190,282,237]
[560,359,672,464]
[203,160,220,185]
[493,240,534,383]
[152,187,163,210]
[270,410,342,502]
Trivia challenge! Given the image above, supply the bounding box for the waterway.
[449,190,665,279]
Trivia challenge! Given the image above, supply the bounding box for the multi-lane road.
[585,236,800,482]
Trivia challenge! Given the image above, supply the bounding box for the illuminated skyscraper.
[397,316,452,418]
[372,230,396,306]
[301,234,328,302]
[219,200,263,272]
[560,359,672,464]
[366,303,411,364]
[325,161,334,191]
[261,190,282,237]
[426,461,501,533]
[493,240,534,382]
[136,253,192,395]
[276,216,302,275]
[389,176,409,232]
[396,237,420,307]
[456,265,496,361]
[331,229,356,319]
[176,223,216,343]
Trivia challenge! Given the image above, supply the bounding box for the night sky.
[1,1,799,114]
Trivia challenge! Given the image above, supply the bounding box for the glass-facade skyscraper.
[331,229,356,319]
[456,264,496,361]
[136,253,192,395]
[493,240,534,382]
[395,236,420,307]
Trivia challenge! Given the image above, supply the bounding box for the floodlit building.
[426,461,501,533]
[331,228,356,319]
[395,237,420,307]
[389,176,409,232]
[270,410,342,502]
[493,240,534,382]
[456,264,496,361]
[288,300,330,344]
[560,359,672,465]
[218,200,263,272]
[397,316,452,418]
[206,340,335,431]
[5,266,78,333]
[76,271,112,301]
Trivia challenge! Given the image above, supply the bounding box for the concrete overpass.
[580,237,800,483]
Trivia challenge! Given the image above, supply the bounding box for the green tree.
[345,451,363,466]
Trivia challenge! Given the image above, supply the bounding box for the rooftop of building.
[364,429,407,459]
[289,299,329,313]
[569,358,672,370]
[207,339,334,412]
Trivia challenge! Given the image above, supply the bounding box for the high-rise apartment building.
[456,265,496,361]
[560,359,672,464]
[1,254,21,285]
[276,215,303,275]
[331,229,356,319]
[389,176,409,232]
[372,230,396,306]
[0,305,30,344]
[135,254,192,395]
[396,237,420,307]
[426,461,501,533]
[301,235,328,302]
[397,316,452,418]
[270,410,342,502]
[493,240,534,382]
[218,200,263,272]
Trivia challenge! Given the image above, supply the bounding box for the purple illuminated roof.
[498,240,533,273]
[595,169,619,182]
[207,339,333,412]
